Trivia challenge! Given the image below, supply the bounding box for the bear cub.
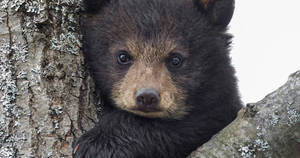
[74,0,242,157]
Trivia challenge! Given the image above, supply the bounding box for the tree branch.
[188,70,300,158]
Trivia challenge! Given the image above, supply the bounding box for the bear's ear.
[83,0,111,13]
[193,0,234,28]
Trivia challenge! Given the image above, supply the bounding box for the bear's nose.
[134,88,160,112]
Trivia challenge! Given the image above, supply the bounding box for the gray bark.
[0,1,98,157]
[188,71,300,158]
[0,1,299,158]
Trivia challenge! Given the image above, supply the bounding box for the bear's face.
[110,36,188,118]
[82,0,235,119]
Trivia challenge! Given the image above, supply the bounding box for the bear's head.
[82,0,240,119]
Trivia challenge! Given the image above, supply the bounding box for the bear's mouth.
[126,107,167,118]
[130,106,163,113]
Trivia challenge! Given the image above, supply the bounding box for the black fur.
[193,0,235,27]
[74,0,242,157]
[83,0,107,13]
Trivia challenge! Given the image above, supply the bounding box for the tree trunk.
[0,1,299,158]
[0,1,98,157]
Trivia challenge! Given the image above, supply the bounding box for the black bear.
[74,0,242,157]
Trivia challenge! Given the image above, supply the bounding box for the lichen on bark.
[0,0,98,157]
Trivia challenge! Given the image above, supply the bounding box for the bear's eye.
[166,53,183,68]
[117,51,133,65]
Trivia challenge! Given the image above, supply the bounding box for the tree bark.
[0,1,98,157]
[0,1,299,158]
[188,70,300,158]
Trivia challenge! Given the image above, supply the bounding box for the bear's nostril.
[151,97,157,104]
[136,96,145,105]
[134,88,160,111]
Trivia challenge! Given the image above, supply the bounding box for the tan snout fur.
[112,62,187,119]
